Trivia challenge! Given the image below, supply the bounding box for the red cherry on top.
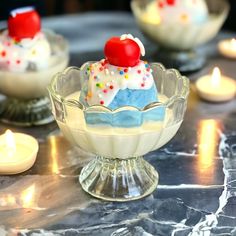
[8,7,41,41]
[166,0,176,5]
[104,37,141,67]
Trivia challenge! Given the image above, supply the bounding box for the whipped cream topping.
[86,59,154,106]
[10,6,35,17]
[143,0,208,24]
[0,30,51,72]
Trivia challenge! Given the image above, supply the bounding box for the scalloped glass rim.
[48,62,189,113]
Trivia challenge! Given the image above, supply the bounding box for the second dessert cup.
[0,29,69,126]
[131,0,229,72]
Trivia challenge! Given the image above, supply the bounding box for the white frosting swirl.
[0,30,51,72]
[86,59,154,106]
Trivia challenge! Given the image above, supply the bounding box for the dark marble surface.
[0,12,235,236]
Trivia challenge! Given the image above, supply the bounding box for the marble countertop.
[0,12,236,236]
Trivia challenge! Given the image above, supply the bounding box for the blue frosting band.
[82,85,165,127]
[108,85,157,109]
[85,106,165,127]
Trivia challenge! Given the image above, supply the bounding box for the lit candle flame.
[211,67,221,87]
[5,130,16,155]
[230,38,236,51]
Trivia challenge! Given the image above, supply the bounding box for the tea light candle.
[195,67,236,102]
[0,130,38,174]
[218,38,236,59]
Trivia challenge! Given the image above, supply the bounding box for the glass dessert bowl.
[48,62,189,201]
[131,0,229,72]
[0,7,69,126]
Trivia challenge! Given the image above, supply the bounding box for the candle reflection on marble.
[0,184,36,210]
[20,184,36,208]
[195,67,236,102]
[49,136,60,174]
[0,194,16,208]
[196,119,220,184]
[218,38,236,59]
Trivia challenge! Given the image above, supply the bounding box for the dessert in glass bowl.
[142,0,208,25]
[0,7,69,126]
[131,0,229,72]
[48,34,189,201]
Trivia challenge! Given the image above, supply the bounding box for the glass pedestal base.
[79,156,158,202]
[153,48,206,73]
[0,97,54,126]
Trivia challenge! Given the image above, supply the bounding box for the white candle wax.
[195,67,236,102]
[218,38,236,59]
[0,130,38,174]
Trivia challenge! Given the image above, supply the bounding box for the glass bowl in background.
[48,63,189,201]
[131,0,229,72]
[0,30,69,126]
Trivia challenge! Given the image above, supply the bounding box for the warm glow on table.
[195,119,219,184]
[20,184,36,208]
[218,38,236,59]
[0,130,38,174]
[195,67,236,102]
[198,119,219,166]
[49,136,59,174]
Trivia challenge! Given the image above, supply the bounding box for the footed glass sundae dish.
[0,7,69,126]
[48,34,189,201]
